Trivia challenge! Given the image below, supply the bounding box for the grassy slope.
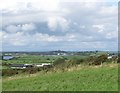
[2,63,118,91]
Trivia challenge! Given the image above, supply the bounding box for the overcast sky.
[0,0,118,51]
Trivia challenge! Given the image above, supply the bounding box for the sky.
[0,0,119,51]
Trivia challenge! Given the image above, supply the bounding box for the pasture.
[2,63,118,91]
[2,54,87,68]
[2,51,107,65]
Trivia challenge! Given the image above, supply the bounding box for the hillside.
[2,63,118,91]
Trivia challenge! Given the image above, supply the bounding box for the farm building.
[10,63,52,69]
[10,64,33,69]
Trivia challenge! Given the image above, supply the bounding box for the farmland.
[2,51,109,66]
[1,51,118,91]
[2,55,89,70]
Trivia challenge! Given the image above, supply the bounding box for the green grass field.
[2,63,118,91]
[2,51,109,67]
[2,55,87,66]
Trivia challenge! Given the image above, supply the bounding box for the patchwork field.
[2,51,108,65]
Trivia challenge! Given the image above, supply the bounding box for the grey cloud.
[1,1,118,51]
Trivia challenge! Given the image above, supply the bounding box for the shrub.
[95,54,107,64]
[53,58,66,66]
[88,54,108,65]
[2,69,18,76]
[22,67,42,74]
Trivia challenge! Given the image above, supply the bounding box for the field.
[2,51,108,65]
[2,55,88,70]
[2,63,118,91]
[2,51,118,91]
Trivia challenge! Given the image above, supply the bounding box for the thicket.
[2,67,43,76]
[88,54,108,65]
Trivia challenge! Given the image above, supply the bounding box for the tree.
[88,55,107,65]
[94,54,107,65]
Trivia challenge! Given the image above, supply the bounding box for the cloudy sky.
[0,0,118,51]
